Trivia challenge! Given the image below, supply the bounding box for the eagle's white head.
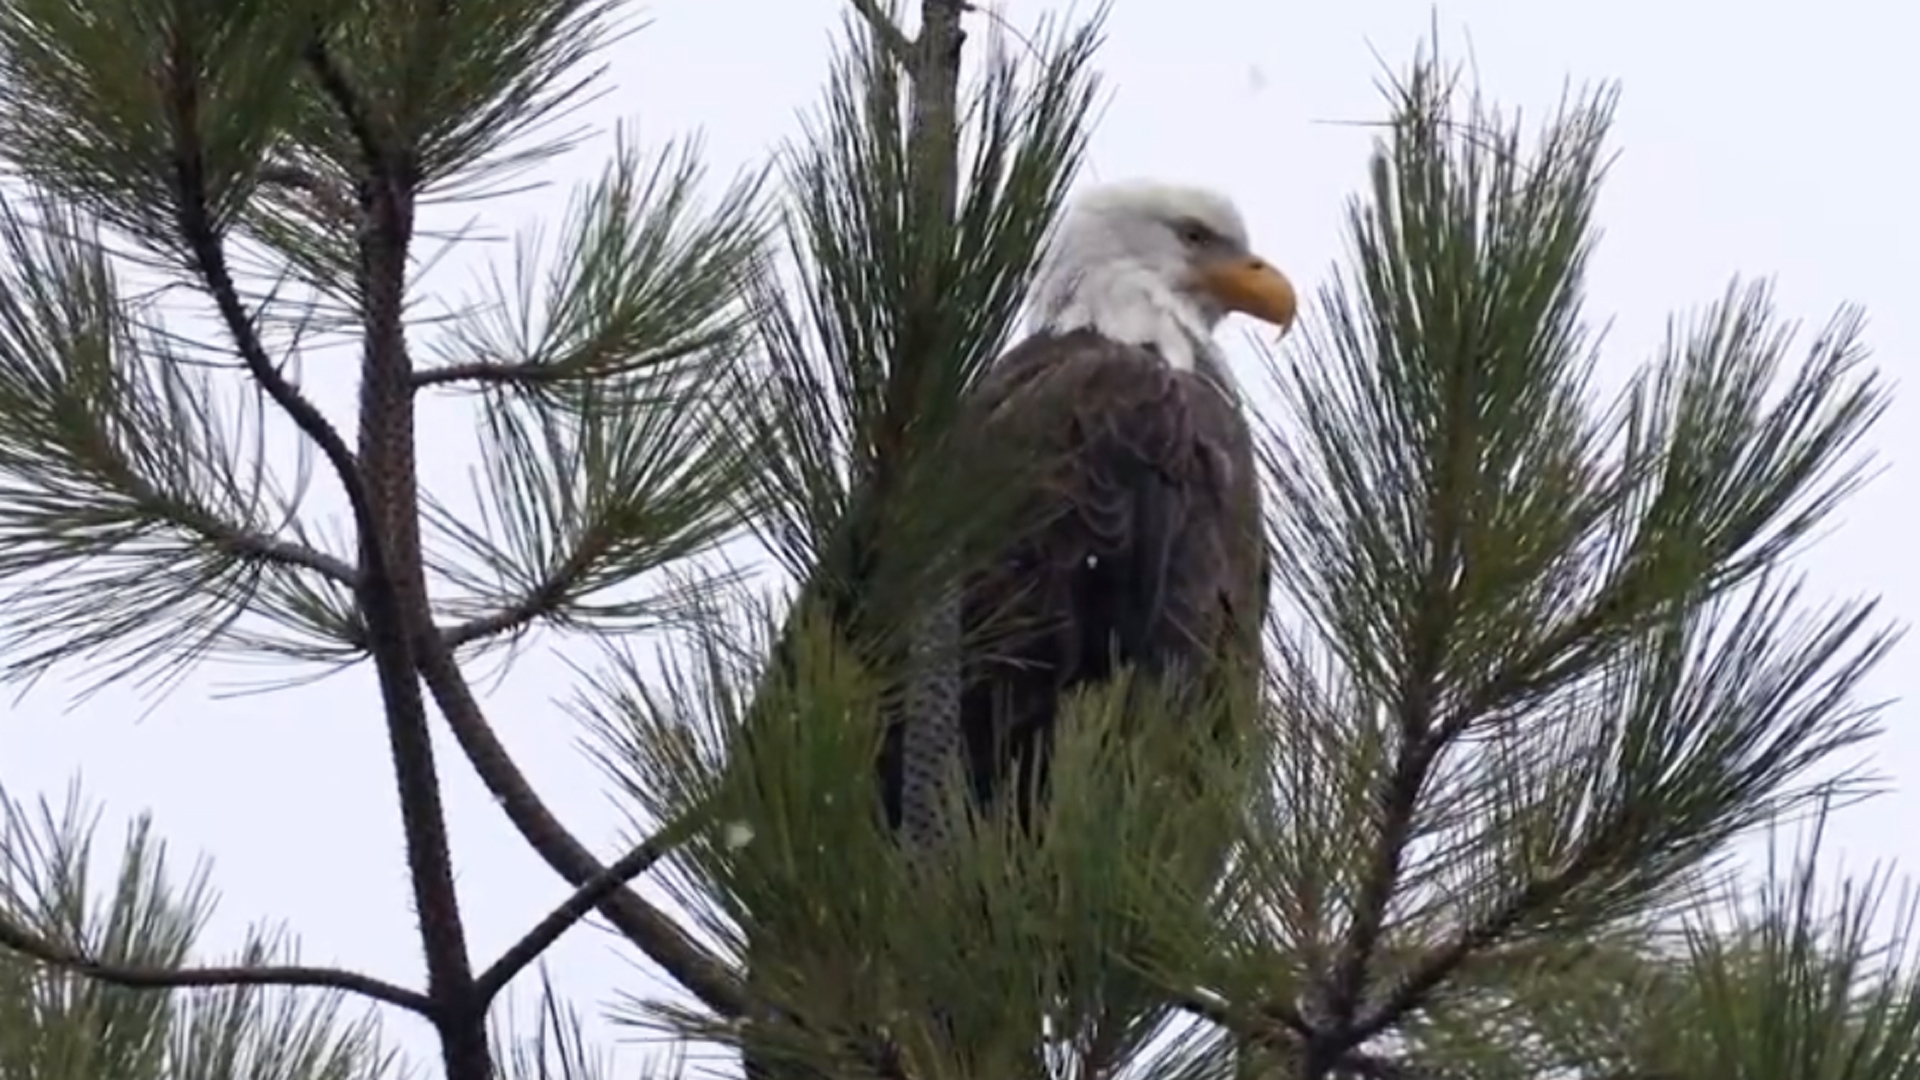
[1025,180,1297,375]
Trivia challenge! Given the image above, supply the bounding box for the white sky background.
[2,0,1915,1075]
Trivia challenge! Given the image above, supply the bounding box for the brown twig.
[0,916,434,1015]
[440,533,607,649]
[128,475,360,588]
[411,329,722,391]
[475,831,672,1002]
[172,137,367,534]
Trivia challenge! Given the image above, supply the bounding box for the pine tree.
[0,1,1907,1079]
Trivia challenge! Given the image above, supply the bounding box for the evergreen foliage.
[0,1,1904,1078]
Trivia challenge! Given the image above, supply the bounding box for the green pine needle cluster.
[0,783,403,1080]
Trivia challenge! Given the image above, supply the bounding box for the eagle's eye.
[1175,220,1212,247]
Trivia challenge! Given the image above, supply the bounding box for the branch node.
[847,0,917,63]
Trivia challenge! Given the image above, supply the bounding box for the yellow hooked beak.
[1195,254,1298,330]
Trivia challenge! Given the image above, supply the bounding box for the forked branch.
[414,633,747,1015]
[848,0,915,62]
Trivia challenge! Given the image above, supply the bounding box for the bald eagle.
[880,180,1296,837]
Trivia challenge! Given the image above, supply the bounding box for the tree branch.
[1321,686,1444,1041]
[0,915,434,1015]
[413,632,747,1016]
[411,359,556,390]
[846,0,916,63]
[173,144,371,543]
[166,38,470,1051]
[125,469,361,588]
[297,26,494,1079]
[1342,816,1642,1049]
[411,329,721,392]
[1321,388,1478,1045]
[1173,993,1428,1080]
[301,38,384,171]
[192,513,358,585]
[475,830,671,1002]
[221,532,359,584]
[440,534,606,649]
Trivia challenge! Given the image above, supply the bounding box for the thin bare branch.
[120,463,360,587]
[846,0,916,63]
[0,914,435,1015]
[475,830,671,1002]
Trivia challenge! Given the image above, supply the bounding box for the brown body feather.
[880,328,1269,828]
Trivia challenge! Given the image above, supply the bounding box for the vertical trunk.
[354,160,491,1078]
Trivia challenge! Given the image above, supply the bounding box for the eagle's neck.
[1026,263,1236,390]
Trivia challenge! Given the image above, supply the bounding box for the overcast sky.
[2,0,1914,1075]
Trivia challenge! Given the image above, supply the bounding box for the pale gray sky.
[2,0,1913,1075]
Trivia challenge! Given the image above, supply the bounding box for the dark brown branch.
[302,16,735,1064]
[173,160,369,538]
[847,0,916,62]
[298,29,493,1079]
[411,359,555,389]
[162,47,466,1057]
[301,38,384,170]
[413,633,746,1016]
[212,525,359,585]
[125,473,360,589]
[412,327,721,391]
[475,831,670,1002]
[0,916,434,1015]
